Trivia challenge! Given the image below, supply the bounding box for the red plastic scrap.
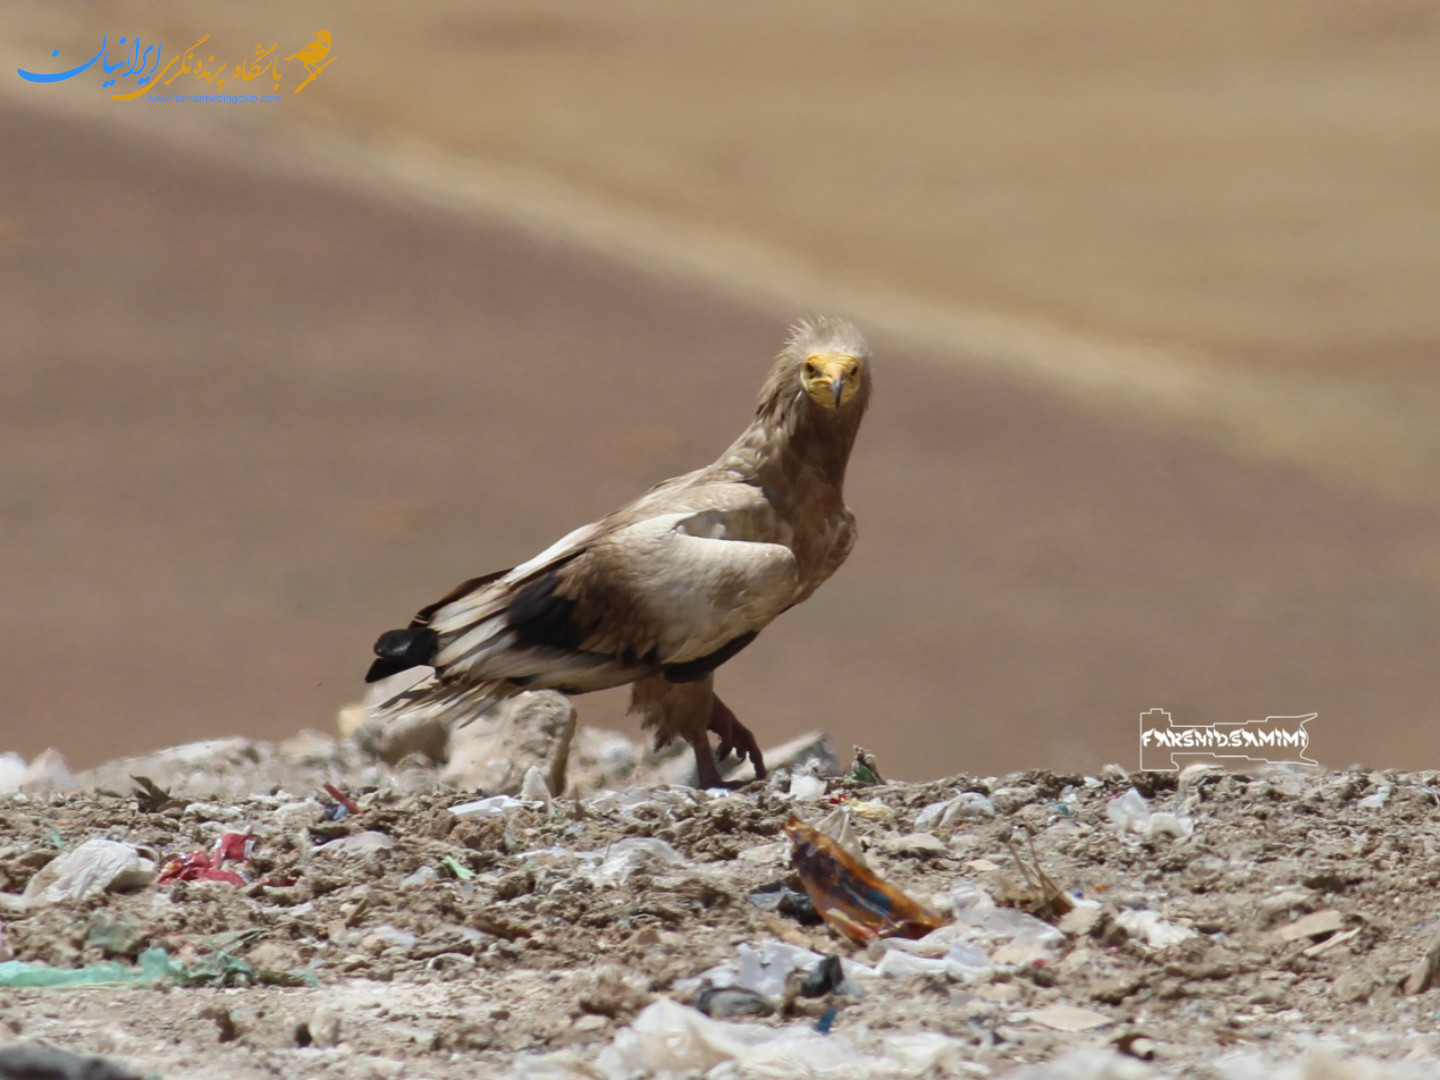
[213,832,256,863]
[321,783,362,818]
[785,815,951,945]
[157,832,257,887]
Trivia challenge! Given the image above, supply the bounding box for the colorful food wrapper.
[785,814,950,945]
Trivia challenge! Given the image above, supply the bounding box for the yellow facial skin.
[802,353,862,409]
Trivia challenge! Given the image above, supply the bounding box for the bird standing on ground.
[366,317,873,788]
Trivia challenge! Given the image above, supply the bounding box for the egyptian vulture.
[366,317,872,788]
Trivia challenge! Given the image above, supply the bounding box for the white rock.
[520,765,553,805]
[1021,1004,1113,1032]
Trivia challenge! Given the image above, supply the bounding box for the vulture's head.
[784,316,871,413]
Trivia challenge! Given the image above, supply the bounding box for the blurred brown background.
[2,2,1438,779]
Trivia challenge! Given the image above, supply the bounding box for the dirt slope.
[2,98,1439,777]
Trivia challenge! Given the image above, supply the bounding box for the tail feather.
[365,626,438,683]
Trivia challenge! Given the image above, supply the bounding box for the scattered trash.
[1107,787,1194,840]
[694,985,775,1019]
[870,937,993,981]
[1114,908,1197,948]
[157,831,259,886]
[7,734,1439,1077]
[0,931,301,990]
[746,881,822,925]
[449,795,538,817]
[800,955,845,998]
[688,940,868,1001]
[951,882,1065,957]
[441,855,475,881]
[0,956,150,989]
[827,794,896,820]
[22,838,156,904]
[583,999,965,1079]
[788,773,828,801]
[1358,785,1391,810]
[914,792,996,827]
[847,745,883,785]
[786,814,950,944]
[161,948,316,988]
[585,838,686,887]
[321,782,363,818]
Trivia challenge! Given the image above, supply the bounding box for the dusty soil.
[3,738,1440,1078]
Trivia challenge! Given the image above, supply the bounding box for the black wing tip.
[365,627,438,683]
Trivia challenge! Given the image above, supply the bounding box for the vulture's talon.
[709,696,766,780]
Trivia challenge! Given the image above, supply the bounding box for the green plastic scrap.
[440,855,474,881]
[0,948,319,989]
[0,949,171,988]
[846,760,880,785]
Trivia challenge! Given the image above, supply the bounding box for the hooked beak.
[807,353,856,410]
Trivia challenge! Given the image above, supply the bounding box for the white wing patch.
[505,522,597,583]
[603,510,799,662]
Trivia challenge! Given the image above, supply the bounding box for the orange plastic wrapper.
[785,815,951,945]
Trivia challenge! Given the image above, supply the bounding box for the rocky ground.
[3,713,1440,1079]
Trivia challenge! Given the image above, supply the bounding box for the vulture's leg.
[687,727,726,789]
[631,673,730,788]
[709,694,766,780]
